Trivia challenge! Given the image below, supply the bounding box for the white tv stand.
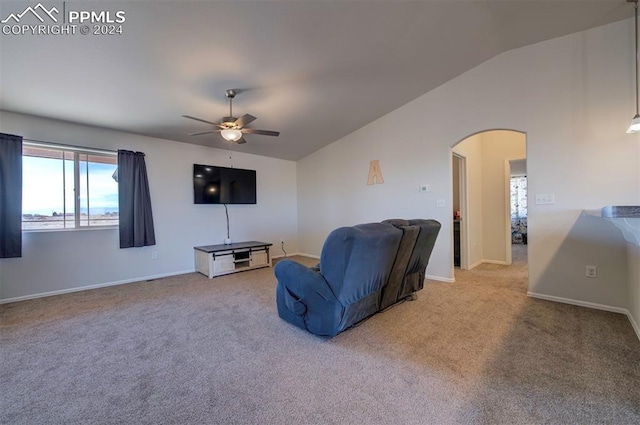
[194,241,272,278]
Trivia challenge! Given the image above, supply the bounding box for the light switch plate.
[535,194,555,205]
[436,199,445,207]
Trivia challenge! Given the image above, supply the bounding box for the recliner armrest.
[274,260,336,303]
[275,260,344,336]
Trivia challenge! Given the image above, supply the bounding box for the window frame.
[22,141,119,232]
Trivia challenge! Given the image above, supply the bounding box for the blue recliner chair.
[275,223,402,337]
[380,219,442,310]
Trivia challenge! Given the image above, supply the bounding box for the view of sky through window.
[22,147,118,229]
[23,157,118,215]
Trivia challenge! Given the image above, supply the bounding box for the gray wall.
[297,19,637,314]
[510,159,527,177]
[0,111,299,301]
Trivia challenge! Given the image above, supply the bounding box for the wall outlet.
[151,251,158,260]
[586,265,597,278]
[436,199,445,208]
[280,238,284,243]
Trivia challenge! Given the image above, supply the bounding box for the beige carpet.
[2,246,639,424]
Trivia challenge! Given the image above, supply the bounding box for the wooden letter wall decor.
[367,160,384,185]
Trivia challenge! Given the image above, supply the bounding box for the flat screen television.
[193,164,257,205]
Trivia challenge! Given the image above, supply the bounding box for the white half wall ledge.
[0,269,196,305]
[528,291,640,342]
[585,207,640,245]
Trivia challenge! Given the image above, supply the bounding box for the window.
[510,175,527,243]
[510,175,527,221]
[22,142,118,230]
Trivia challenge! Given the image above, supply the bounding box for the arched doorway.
[451,130,527,278]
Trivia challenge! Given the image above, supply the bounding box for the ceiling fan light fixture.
[183,89,278,143]
[221,128,243,142]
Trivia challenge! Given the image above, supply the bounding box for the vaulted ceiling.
[0,1,633,160]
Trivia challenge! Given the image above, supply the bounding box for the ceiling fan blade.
[236,136,247,144]
[182,115,223,127]
[234,114,257,128]
[242,129,280,137]
[188,130,219,136]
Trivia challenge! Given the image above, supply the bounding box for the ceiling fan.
[182,89,280,144]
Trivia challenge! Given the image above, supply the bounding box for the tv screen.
[193,164,257,205]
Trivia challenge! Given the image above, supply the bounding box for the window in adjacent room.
[22,142,118,230]
[510,175,527,244]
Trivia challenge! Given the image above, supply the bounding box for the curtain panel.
[118,150,156,248]
[0,133,23,258]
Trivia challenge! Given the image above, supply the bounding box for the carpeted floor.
[1,246,639,424]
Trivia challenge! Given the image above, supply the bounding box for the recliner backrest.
[406,219,441,276]
[380,219,419,310]
[320,222,402,305]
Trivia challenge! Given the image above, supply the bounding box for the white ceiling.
[0,0,633,160]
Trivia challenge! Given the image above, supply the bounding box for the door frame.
[453,153,468,270]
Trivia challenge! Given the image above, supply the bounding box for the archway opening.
[450,130,527,284]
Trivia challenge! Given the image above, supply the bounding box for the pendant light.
[628,0,640,133]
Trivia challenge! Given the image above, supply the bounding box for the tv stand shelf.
[194,241,272,278]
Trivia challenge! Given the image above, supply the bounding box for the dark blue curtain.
[0,133,23,258]
[118,150,156,248]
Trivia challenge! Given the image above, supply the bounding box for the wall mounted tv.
[193,164,257,205]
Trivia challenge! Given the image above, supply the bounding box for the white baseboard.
[527,292,628,314]
[290,253,320,259]
[468,260,483,270]
[273,252,319,260]
[466,259,510,270]
[527,291,640,342]
[425,274,455,283]
[0,269,195,305]
[627,311,640,342]
[482,259,509,266]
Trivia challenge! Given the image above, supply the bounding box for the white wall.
[510,159,527,177]
[629,241,640,336]
[0,111,298,301]
[480,131,526,263]
[633,135,640,333]
[297,18,638,311]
